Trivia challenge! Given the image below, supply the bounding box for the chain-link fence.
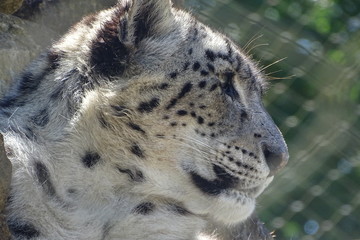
[185,0,360,239]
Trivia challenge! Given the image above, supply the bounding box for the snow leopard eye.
[222,71,239,101]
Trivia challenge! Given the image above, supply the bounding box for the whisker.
[260,57,287,72]
[266,74,295,81]
[245,43,269,55]
[243,33,263,51]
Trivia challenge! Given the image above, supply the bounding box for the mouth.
[189,164,273,198]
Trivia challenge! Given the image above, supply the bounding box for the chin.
[206,177,274,224]
[207,190,256,224]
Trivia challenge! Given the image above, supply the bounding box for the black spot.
[176,110,188,116]
[130,144,145,158]
[67,188,77,194]
[137,98,160,113]
[111,105,127,117]
[254,133,262,138]
[178,82,193,99]
[209,83,218,92]
[128,122,146,134]
[118,168,144,182]
[169,72,178,79]
[189,165,237,195]
[240,110,249,122]
[210,133,216,138]
[183,61,190,71]
[197,116,204,124]
[155,134,165,138]
[192,62,201,71]
[242,149,247,154]
[163,115,170,120]
[7,220,40,239]
[98,113,111,128]
[207,63,215,73]
[34,162,56,197]
[159,83,169,89]
[205,49,216,62]
[217,52,232,62]
[168,204,190,215]
[32,108,49,127]
[188,48,193,55]
[208,122,215,127]
[166,83,192,110]
[189,102,195,107]
[200,70,209,76]
[166,98,178,110]
[133,202,155,215]
[170,122,178,127]
[90,8,129,76]
[190,111,196,118]
[82,152,101,168]
[198,81,207,89]
[199,105,207,109]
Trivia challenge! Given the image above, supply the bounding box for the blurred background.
[1,0,359,239]
[183,0,359,239]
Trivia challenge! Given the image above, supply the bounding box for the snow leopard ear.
[119,0,174,45]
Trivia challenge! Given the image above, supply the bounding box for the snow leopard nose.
[262,143,289,177]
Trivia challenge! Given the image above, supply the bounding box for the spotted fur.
[0,0,288,239]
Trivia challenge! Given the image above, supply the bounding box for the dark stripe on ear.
[90,8,129,76]
[132,1,158,45]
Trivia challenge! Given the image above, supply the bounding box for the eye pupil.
[223,81,239,100]
[222,71,239,100]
